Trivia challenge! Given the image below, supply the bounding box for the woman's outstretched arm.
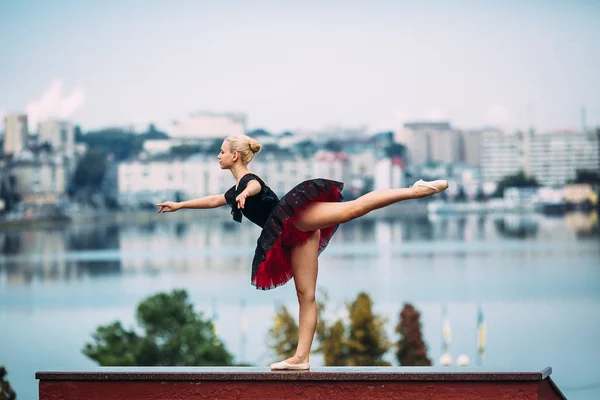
[156,194,227,213]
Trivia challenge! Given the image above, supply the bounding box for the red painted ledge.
[36,366,567,400]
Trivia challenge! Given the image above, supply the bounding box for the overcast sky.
[1,0,599,134]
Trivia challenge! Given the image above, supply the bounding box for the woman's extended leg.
[276,229,321,366]
[293,180,447,232]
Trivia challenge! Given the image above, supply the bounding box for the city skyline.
[1,0,599,134]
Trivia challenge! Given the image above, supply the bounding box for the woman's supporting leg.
[293,182,447,232]
[283,229,321,365]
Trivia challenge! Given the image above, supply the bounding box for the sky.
[1,0,599,134]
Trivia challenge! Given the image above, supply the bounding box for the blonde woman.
[157,135,448,370]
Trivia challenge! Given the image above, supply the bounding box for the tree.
[570,169,600,185]
[268,305,299,360]
[313,290,347,366]
[72,148,108,193]
[74,125,83,142]
[0,365,16,400]
[320,320,347,366]
[77,125,168,161]
[454,186,468,202]
[345,292,391,366]
[144,124,169,140]
[0,175,20,213]
[247,128,272,137]
[475,187,486,202]
[268,291,391,366]
[395,304,432,366]
[383,143,406,158]
[78,128,139,160]
[324,140,343,152]
[83,289,234,366]
[294,140,318,158]
[493,171,539,198]
[170,144,200,157]
[269,288,331,360]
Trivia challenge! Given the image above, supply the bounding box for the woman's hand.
[156,201,181,213]
[235,191,249,209]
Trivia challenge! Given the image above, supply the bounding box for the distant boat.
[534,188,567,216]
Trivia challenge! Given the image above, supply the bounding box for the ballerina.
[156,134,448,370]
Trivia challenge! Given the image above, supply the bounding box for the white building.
[481,131,525,183]
[143,139,172,156]
[169,112,246,139]
[374,157,405,190]
[118,144,412,206]
[348,151,376,181]
[251,152,315,196]
[528,130,600,186]
[4,113,28,156]
[313,150,351,184]
[37,119,75,158]
[8,153,67,200]
[118,151,318,205]
[481,130,600,186]
[118,155,224,205]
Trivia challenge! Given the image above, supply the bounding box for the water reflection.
[1,211,598,285]
[493,216,539,239]
[2,212,599,400]
[68,223,121,250]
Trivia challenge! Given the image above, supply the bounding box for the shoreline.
[0,202,432,231]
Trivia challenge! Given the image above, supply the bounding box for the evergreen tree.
[395,303,431,366]
[270,289,330,360]
[345,292,391,366]
[320,320,347,366]
[268,291,392,366]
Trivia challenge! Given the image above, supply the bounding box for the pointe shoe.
[412,179,449,193]
[270,360,311,371]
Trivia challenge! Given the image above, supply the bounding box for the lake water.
[1,210,599,400]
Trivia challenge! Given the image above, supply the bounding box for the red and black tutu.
[251,179,344,290]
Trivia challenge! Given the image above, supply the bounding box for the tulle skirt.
[250,179,344,290]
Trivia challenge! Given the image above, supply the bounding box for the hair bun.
[249,140,262,154]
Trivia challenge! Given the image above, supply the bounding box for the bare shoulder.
[249,173,268,186]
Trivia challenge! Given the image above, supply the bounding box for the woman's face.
[217,140,236,169]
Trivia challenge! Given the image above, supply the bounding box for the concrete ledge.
[36,366,567,400]
[37,366,552,381]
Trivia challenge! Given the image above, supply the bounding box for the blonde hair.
[225,135,262,165]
